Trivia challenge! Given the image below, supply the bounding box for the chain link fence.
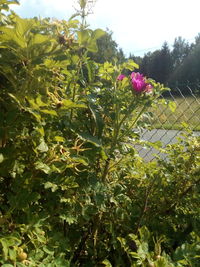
[136,82,200,161]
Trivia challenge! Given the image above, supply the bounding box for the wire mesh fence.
[136,81,200,161]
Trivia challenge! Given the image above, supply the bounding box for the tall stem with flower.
[101,70,156,182]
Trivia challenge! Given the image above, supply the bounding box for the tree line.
[91,31,200,93]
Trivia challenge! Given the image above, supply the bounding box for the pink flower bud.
[117,74,126,81]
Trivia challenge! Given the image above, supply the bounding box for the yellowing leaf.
[101,259,112,267]
[54,136,65,142]
[168,101,177,112]
[61,100,86,109]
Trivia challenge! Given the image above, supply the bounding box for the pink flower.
[131,72,152,93]
[117,74,126,81]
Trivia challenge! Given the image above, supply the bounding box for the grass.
[150,96,200,131]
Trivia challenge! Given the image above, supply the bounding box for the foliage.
[0,1,200,266]
[133,35,200,89]
[88,29,126,64]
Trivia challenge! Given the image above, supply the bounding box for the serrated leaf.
[59,214,77,225]
[123,59,139,71]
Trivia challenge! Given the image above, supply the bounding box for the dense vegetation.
[0,1,200,266]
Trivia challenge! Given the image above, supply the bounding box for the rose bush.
[0,1,200,266]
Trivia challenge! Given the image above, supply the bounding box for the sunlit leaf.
[0,154,4,163]
[168,101,177,112]
[40,109,58,116]
[35,162,51,174]
[37,140,48,152]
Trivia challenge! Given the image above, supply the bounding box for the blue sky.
[11,0,200,56]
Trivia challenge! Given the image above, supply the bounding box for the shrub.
[0,1,200,266]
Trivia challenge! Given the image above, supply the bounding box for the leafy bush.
[0,1,200,266]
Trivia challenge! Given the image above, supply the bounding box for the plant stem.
[119,104,147,140]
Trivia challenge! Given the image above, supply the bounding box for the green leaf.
[88,99,104,138]
[37,140,48,152]
[87,40,98,53]
[86,60,96,82]
[31,33,54,45]
[77,30,90,45]
[35,162,51,174]
[36,95,47,107]
[43,246,54,255]
[8,248,16,261]
[101,259,112,267]
[8,93,22,108]
[54,136,65,142]
[59,214,77,225]
[0,239,9,260]
[129,252,140,259]
[92,29,105,40]
[44,181,58,191]
[77,132,101,147]
[40,109,58,116]
[72,156,88,166]
[61,99,86,109]
[123,59,139,71]
[0,153,4,163]
[35,126,45,137]
[14,15,34,38]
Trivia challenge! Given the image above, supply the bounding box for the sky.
[11,0,200,56]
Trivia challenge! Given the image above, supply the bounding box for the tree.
[169,43,200,88]
[171,36,190,69]
[139,42,173,84]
